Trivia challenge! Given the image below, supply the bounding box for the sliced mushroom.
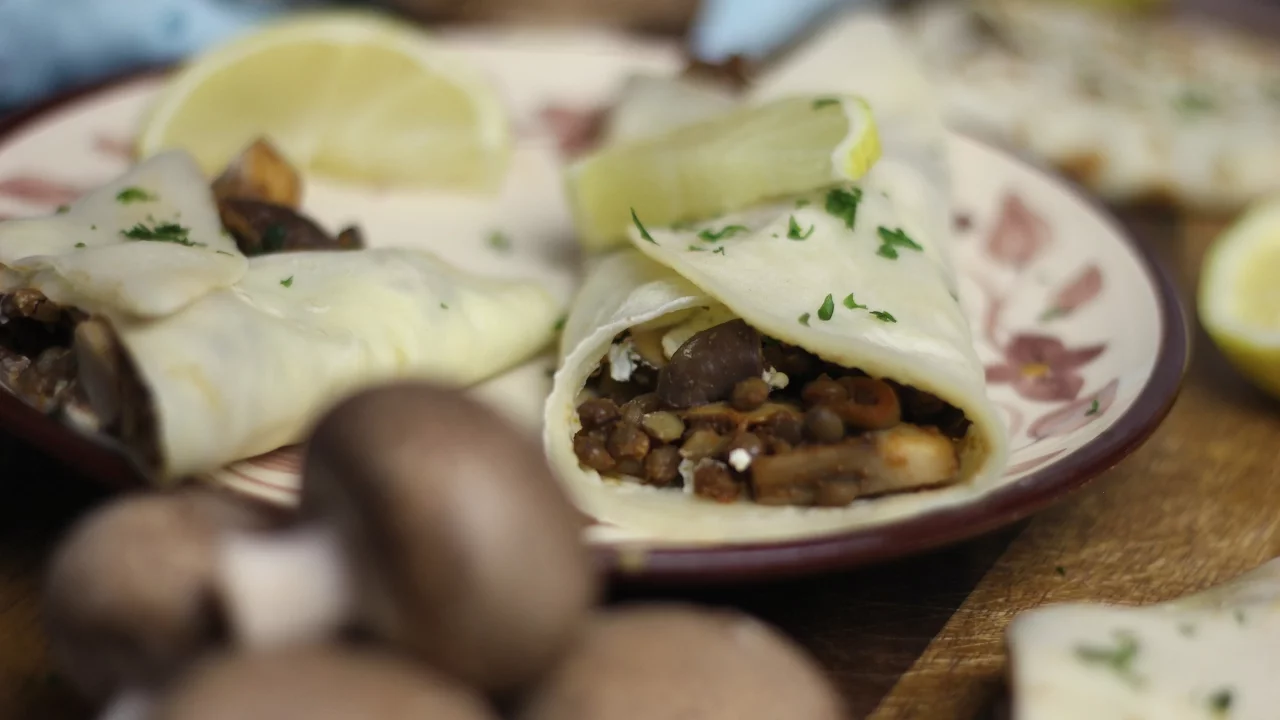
[656,320,763,409]
[831,377,901,430]
[42,489,285,704]
[218,199,361,256]
[217,382,598,694]
[211,138,302,207]
[515,605,844,720]
[152,646,497,720]
[750,424,960,506]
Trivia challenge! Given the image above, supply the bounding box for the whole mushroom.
[42,489,285,704]
[515,604,846,720]
[152,645,497,720]
[217,381,599,694]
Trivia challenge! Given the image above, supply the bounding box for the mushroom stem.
[96,689,153,720]
[218,523,353,649]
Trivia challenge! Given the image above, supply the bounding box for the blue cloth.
[689,0,875,62]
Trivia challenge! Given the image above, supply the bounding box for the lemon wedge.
[1199,199,1280,398]
[137,11,511,191]
[566,95,882,252]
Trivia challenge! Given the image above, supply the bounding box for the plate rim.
[0,70,1190,584]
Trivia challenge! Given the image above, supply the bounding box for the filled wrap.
[76,247,560,480]
[544,17,1008,544]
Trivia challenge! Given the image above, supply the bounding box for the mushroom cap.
[43,489,284,700]
[153,645,497,720]
[515,604,846,720]
[301,382,599,694]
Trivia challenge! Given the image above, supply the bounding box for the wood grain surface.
[3,208,1275,720]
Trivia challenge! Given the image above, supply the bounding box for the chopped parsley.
[817,294,835,321]
[697,224,748,242]
[687,244,707,252]
[262,224,287,252]
[876,226,922,260]
[870,310,897,323]
[1086,399,1100,416]
[280,276,294,288]
[631,208,655,244]
[216,250,234,256]
[1074,631,1142,687]
[795,198,810,208]
[1209,689,1233,714]
[843,293,866,310]
[120,220,202,246]
[115,187,157,204]
[825,187,863,230]
[840,292,894,322]
[712,246,726,255]
[787,216,814,240]
[1173,88,1216,116]
[813,97,840,110]
[74,242,85,248]
[90,224,96,230]
[440,302,449,310]
[553,315,567,332]
[798,312,811,326]
[486,230,512,253]
[55,205,69,214]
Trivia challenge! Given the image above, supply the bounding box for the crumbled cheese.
[607,340,639,382]
[728,448,753,472]
[678,458,697,494]
[762,367,789,389]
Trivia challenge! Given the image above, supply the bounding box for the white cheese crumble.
[728,448,753,472]
[678,458,697,494]
[762,368,789,389]
[607,340,639,382]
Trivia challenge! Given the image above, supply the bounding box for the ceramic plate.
[0,29,1187,583]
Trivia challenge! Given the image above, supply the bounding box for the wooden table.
[2,208,1278,718]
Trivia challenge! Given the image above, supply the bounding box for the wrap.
[77,247,560,480]
[543,17,1008,543]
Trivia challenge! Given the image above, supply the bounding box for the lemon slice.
[1199,198,1280,398]
[137,11,511,191]
[566,95,881,251]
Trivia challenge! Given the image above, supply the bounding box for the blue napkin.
[689,0,879,62]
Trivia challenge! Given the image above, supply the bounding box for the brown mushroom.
[656,320,763,409]
[218,199,362,256]
[211,138,302,207]
[217,382,598,694]
[42,489,284,703]
[832,376,901,430]
[515,605,844,720]
[152,646,497,720]
[750,424,960,506]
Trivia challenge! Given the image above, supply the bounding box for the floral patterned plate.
[0,29,1187,583]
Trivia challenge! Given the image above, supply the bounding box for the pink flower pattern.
[539,105,608,158]
[0,176,84,206]
[986,193,1051,269]
[1028,379,1120,440]
[985,334,1106,402]
[1041,264,1102,321]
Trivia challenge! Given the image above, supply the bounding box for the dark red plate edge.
[0,71,1191,583]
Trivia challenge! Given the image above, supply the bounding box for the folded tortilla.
[0,150,246,319]
[543,18,1008,544]
[77,247,560,481]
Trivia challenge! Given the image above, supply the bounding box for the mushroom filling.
[0,288,90,417]
[572,316,972,507]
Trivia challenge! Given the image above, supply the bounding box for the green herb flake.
[1174,88,1216,116]
[486,230,512,253]
[262,224,286,252]
[1086,399,1100,416]
[116,187,157,204]
[1074,632,1142,687]
[1055,565,1066,577]
[553,315,568,332]
[216,250,234,256]
[440,302,449,310]
[74,242,86,248]
[877,226,923,253]
[280,276,294,288]
[698,224,748,242]
[1040,307,1068,322]
[877,244,899,260]
[817,294,835,321]
[688,244,707,252]
[825,187,863,230]
[120,221,202,247]
[870,310,897,323]
[813,97,840,110]
[90,224,97,230]
[787,215,815,240]
[843,293,866,310]
[795,198,810,208]
[798,312,811,326]
[712,246,726,255]
[1209,689,1233,714]
[55,205,69,215]
[631,208,656,244]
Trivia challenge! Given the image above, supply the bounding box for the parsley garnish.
[631,208,655,244]
[687,244,707,252]
[216,250,234,256]
[825,187,863,230]
[787,216,814,240]
[795,198,810,208]
[798,312,811,326]
[1074,632,1142,687]
[120,221,201,246]
[116,187,156,204]
[440,302,449,310]
[262,224,286,252]
[712,246,726,255]
[280,276,293,288]
[1086,399,1100,416]
[813,98,840,110]
[870,310,897,323]
[876,226,922,259]
[55,205,69,214]
[697,225,748,242]
[817,294,835,321]
[1174,88,1216,116]
[487,230,512,253]
[74,242,85,248]
[553,315,567,332]
[1209,689,1233,714]
[843,293,866,310]
[90,224,96,230]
